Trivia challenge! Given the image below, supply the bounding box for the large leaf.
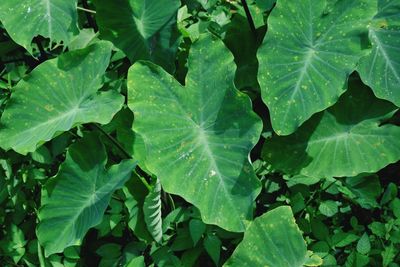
[93,0,180,72]
[224,206,322,267]
[357,1,400,107]
[257,0,376,135]
[143,178,163,243]
[0,0,79,53]
[263,81,400,178]
[37,134,136,256]
[127,35,262,232]
[0,41,124,155]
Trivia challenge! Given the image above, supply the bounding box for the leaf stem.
[91,123,152,191]
[37,242,46,267]
[240,0,257,38]
[81,0,98,31]
[77,6,96,14]
[92,123,132,159]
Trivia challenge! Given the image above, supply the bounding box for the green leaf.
[0,41,124,155]
[357,2,400,107]
[319,200,339,217]
[143,178,163,243]
[257,0,376,135]
[263,82,400,178]
[0,0,79,53]
[36,134,136,256]
[341,175,382,209]
[126,256,146,267]
[356,233,371,255]
[224,206,322,267]
[204,233,221,266]
[382,244,396,267]
[127,35,262,232]
[93,0,181,72]
[189,219,206,246]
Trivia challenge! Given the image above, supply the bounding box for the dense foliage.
[0,0,399,266]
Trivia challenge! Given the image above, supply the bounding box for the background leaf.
[36,134,136,256]
[0,0,79,53]
[0,41,124,155]
[258,0,376,135]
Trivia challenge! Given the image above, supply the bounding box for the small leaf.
[189,219,206,246]
[356,233,371,255]
[319,200,339,217]
[143,178,163,243]
[204,233,222,266]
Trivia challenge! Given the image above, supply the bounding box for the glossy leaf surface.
[263,83,400,178]
[128,35,262,232]
[258,0,376,135]
[0,41,124,155]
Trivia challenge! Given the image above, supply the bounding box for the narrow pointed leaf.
[128,35,262,232]
[0,41,124,155]
[263,83,400,178]
[143,179,163,243]
[0,0,79,53]
[93,0,180,72]
[224,206,322,267]
[258,0,376,135]
[37,135,136,256]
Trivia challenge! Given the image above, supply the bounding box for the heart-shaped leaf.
[224,206,322,267]
[0,0,79,53]
[263,81,400,178]
[93,0,181,72]
[127,35,262,232]
[37,134,136,256]
[0,41,124,155]
[258,0,376,135]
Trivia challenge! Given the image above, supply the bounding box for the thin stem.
[91,123,152,191]
[77,6,96,14]
[35,38,48,61]
[92,123,132,159]
[240,0,257,38]
[81,0,98,31]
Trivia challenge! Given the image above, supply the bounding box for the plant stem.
[81,0,98,31]
[35,38,48,61]
[91,123,152,191]
[240,0,257,38]
[92,123,132,159]
[77,6,96,14]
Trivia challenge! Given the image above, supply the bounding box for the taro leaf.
[143,178,163,243]
[257,0,376,135]
[375,0,400,24]
[0,41,124,155]
[224,206,322,267]
[263,82,400,178]
[127,35,262,232]
[0,0,79,54]
[357,2,400,107]
[93,0,181,72]
[37,134,136,256]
